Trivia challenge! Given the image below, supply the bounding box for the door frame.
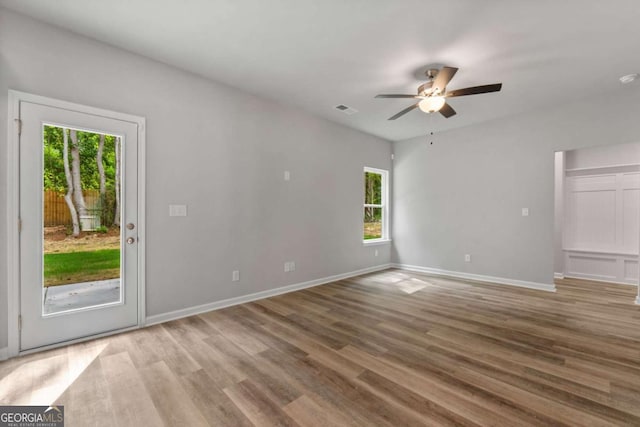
[6,90,146,358]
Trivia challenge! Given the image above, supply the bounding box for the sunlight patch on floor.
[370,272,413,284]
[0,342,107,405]
[394,278,431,294]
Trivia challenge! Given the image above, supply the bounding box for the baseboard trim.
[0,347,8,361]
[146,264,392,326]
[554,272,565,280]
[392,263,556,292]
[563,274,638,287]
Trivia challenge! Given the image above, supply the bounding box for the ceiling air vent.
[335,104,359,115]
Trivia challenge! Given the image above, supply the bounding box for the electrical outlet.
[169,204,187,217]
[284,171,290,181]
[290,261,295,272]
[232,270,240,282]
[374,249,379,257]
[284,262,290,272]
[522,207,529,217]
[465,254,471,263]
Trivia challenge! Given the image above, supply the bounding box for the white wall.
[392,87,640,286]
[566,142,640,169]
[554,151,565,275]
[0,9,392,349]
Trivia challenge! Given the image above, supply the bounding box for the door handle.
[126,237,136,244]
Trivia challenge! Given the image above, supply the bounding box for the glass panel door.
[19,100,140,351]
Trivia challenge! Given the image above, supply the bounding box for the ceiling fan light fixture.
[375,65,501,120]
[418,96,445,113]
[619,73,638,84]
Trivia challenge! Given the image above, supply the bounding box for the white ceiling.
[2,0,640,141]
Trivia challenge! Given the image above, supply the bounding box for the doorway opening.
[554,142,640,302]
[7,90,145,355]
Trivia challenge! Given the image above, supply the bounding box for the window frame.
[363,166,390,245]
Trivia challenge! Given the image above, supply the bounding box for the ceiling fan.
[375,66,502,120]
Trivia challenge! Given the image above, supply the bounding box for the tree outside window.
[364,167,388,241]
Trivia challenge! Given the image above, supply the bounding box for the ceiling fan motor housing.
[418,69,440,95]
[425,68,439,79]
[418,81,434,96]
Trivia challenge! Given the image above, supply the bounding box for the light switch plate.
[284,171,290,181]
[169,204,187,217]
[522,208,529,217]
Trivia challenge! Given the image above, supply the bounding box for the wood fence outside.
[44,189,101,227]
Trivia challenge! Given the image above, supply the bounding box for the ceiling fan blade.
[439,102,456,118]
[375,94,420,99]
[388,103,419,120]
[445,83,502,98]
[432,66,458,94]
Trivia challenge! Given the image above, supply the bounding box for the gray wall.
[0,9,392,349]
[392,88,640,285]
[565,141,640,169]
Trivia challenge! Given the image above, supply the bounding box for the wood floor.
[1,270,640,426]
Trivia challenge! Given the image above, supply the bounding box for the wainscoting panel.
[563,168,639,286]
[565,250,638,285]
[622,188,640,253]
[624,259,639,282]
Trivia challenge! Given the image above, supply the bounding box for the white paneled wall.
[564,167,640,284]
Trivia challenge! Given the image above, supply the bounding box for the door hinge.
[15,118,22,136]
[18,315,22,331]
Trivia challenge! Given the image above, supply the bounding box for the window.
[363,167,389,242]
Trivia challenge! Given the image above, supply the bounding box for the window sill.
[363,239,392,247]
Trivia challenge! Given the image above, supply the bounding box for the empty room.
[1,1,640,426]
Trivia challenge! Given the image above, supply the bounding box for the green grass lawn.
[364,221,382,240]
[44,249,120,287]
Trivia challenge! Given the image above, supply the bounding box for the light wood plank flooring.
[1,270,640,426]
